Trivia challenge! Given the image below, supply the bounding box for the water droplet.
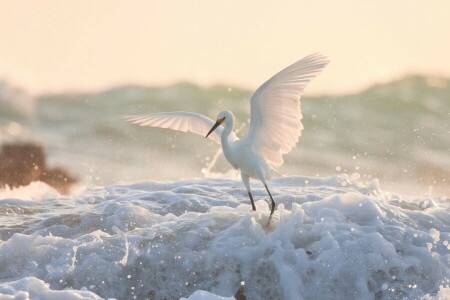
[351,173,360,180]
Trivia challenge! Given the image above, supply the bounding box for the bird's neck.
[221,116,234,149]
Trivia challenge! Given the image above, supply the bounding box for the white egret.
[124,53,329,217]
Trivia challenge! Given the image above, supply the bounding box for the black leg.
[264,184,276,217]
[248,191,256,211]
[241,173,256,212]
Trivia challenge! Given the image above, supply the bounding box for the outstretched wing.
[243,53,329,166]
[123,111,238,144]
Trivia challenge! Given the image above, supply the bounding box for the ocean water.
[0,75,449,196]
[0,76,449,299]
[0,176,448,299]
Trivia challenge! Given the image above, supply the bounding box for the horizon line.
[1,72,448,99]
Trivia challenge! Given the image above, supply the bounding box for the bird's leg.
[248,191,256,211]
[264,184,276,217]
[241,173,256,211]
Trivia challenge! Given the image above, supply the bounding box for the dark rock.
[0,142,77,194]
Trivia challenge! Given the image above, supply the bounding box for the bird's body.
[219,112,271,180]
[124,53,329,217]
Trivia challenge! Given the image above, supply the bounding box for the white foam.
[0,181,59,202]
[0,176,448,299]
[181,290,235,300]
[0,277,102,299]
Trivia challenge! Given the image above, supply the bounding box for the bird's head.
[205,111,231,138]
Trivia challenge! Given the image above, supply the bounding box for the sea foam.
[0,176,448,299]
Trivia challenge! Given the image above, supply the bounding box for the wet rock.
[0,142,77,193]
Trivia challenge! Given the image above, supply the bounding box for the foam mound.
[0,176,448,299]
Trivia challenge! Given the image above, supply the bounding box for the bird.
[123,53,329,218]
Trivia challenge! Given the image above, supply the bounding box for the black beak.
[206,120,222,138]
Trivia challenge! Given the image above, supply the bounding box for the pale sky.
[0,0,449,95]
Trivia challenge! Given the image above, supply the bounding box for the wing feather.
[243,53,329,166]
[123,111,238,144]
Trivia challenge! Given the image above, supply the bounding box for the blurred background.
[0,1,449,196]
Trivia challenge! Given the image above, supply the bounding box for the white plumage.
[124,53,329,217]
[245,54,329,166]
[123,111,238,144]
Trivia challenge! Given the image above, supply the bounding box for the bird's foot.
[263,211,278,231]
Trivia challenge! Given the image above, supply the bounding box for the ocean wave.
[1,76,449,196]
[0,176,448,299]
